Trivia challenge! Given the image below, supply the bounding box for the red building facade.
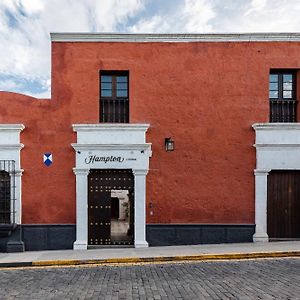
[0,33,300,252]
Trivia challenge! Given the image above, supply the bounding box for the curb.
[0,251,299,269]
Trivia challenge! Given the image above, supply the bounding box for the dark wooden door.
[267,171,300,239]
[88,169,134,246]
[88,189,111,245]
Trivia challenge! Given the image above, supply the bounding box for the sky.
[0,0,300,98]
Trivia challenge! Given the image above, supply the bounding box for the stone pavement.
[0,241,299,268]
[0,258,299,299]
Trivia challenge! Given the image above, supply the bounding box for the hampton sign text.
[85,155,125,164]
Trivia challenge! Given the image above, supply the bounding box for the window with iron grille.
[0,171,10,223]
[100,71,129,123]
[269,71,297,122]
[0,160,16,224]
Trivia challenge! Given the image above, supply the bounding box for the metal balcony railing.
[270,100,297,122]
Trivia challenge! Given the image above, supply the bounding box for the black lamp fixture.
[165,137,175,151]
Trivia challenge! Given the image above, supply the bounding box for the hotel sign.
[85,155,125,164]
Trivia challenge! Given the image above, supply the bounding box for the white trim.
[72,143,152,151]
[73,124,150,132]
[0,124,25,224]
[253,123,300,130]
[252,123,300,242]
[0,144,24,150]
[253,169,269,243]
[0,124,25,131]
[254,145,300,149]
[133,169,149,248]
[73,168,89,250]
[72,123,151,250]
[51,32,300,42]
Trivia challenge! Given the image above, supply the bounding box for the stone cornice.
[51,32,300,43]
[72,124,150,132]
[254,169,270,175]
[72,143,152,151]
[0,124,25,131]
[0,144,24,150]
[252,123,300,130]
[73,168,90,176]
[132,169,148,176]
[254,144,300,148]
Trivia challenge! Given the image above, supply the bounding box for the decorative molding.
[254,144,300,149]
[0,124,25,225]
[133,169,149,176]
[72,143,152,151]
[252,121,300,243]
[252,123,300,131]
[0,124,25,131]
[73,124,150,132]
[0,144,24,150]
[9,169,24,176]
[254,169,270,175]
[72,123,151,249]
[73,168,90,176]
[51,32,300,43]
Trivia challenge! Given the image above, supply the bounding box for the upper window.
[269,71,297,122]
[100,71,129,123]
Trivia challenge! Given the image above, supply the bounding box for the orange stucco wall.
[1,41,300,225]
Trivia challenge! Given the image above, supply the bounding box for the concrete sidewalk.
[0,241,299,268]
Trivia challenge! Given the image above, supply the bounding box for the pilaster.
[73,168,89,250]
[133,169,148,247]
[253,169,270,242]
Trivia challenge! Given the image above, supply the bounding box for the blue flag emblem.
[43,153,53,167]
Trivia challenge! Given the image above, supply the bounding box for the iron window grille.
[269,71,297,122]
[100,71,129,123]
[0,160,16,224]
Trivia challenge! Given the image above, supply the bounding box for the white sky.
[0,0,300,98]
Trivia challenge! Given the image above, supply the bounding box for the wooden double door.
[267,170,300,239]
[88,169,134,246]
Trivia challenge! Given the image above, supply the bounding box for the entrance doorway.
[267,170,300,239]
[88,169,134,246]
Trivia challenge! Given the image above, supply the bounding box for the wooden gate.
[267,170,300,239]
[88,169,134,246]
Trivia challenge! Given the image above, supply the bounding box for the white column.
[73,168,89,250]
[12,169,23,224]
[253,169,270,242]
[133,169,148,248]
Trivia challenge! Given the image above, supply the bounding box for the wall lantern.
[165,137,175,151]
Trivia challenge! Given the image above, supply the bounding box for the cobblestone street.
[0,258,299,299]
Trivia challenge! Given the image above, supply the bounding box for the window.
[100,71,129,123]
[0,160,16,225]
[269,71,297,122]
[0,170,10,223]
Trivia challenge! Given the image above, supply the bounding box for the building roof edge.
[50,32,300,42]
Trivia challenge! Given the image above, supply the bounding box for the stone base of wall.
[146,224,255,246]
[0,225,24,252]
[0,224,255,252]
[22,225,76,251]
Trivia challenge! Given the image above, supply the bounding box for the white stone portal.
[72,124,151,250]
[252,123,300,242]
[0,124,24,224]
